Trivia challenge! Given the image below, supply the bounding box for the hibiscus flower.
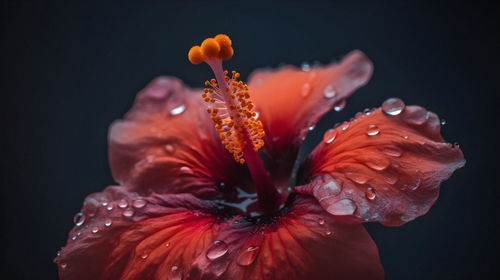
[54,34,465,280]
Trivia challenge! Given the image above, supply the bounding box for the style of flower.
[54,34,465,280]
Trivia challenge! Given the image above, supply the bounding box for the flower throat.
[188,34,283,213]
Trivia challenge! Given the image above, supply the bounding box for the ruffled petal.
[295,103,465,226]
[55,189,383,280]
[248,50,373,161]
[108,77,248,197]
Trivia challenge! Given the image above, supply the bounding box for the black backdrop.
[1,0,499,279]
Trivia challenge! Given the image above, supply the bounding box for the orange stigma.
[188,34,264,164]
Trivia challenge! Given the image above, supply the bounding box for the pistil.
[188,34,283,213]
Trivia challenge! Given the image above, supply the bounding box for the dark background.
[1,0,498,279]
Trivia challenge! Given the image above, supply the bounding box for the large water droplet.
[73,212,85,226]
[382,98,405,116]
[402,106,428,125]
[323,85,337,99]
[326,199,356,215]
[366,125,380,136]
[334,99,346,112]
[118,200,128,209]
[168,266,182,280]
[104,219,112,227]
[91,227,99,234]
[169,104,186,116]
[323,129,337,144]
[180,166,194,174]
[381,146,403,157]
[132,199,147,209]
[206,240,229,260]
[209,258,230,277]
[365,188,376,200]
[236,246,260,266]
[122,210,134,217]
[106,205,113,211]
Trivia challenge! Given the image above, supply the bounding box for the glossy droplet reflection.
[104,219,112,227]
[132,199,147,209]
[118,200,128,209]
[366,125,380,136]
[326,199,356,215]
[382,98,405,116]
[334,99,346,112]
[91,227,99,234]
[122,210,134,217]
[323,85,337,99]
[206,240,229,260]
[236,246,260,266]
[73,212,85,226]
[323,129,337,144]
[365,188,376,200]
[169,104,186,116]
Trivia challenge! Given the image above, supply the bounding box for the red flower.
[55,35,465,280]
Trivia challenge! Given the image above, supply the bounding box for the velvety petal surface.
[248,50,373,162]
[108,77,249,198]
[55,187,383,280]
[295,103,465,226]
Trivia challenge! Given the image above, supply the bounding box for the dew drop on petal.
[334,99,346,111]
[301,62,311,71]
[325,230,332,236]
[165,242,170,247]
[308,125,315,131]
[118,200,128,209]
[104,219,112,227]
[71,235,77,241]
[122,210,134,217]
[165,144,175,154]
[326,199,357,215]
[366,125,380,136]
[206,240,229,260]
[365,188,376,200]
[140,253,149,260]
[402,106,428,125]
[323,129,337,144]
[323,85,337,99]
[60,263,67,270]
[101,201,108,207]
[132,199,147,209]
[453,142,460,148]
[381,146,403,157]
[210,258,230,277]
[340,122,349,131]
[382,98,405,116]
[169,266,182,280]
[317,218,325,225]
[180,166,194,174]
[73,212,85,226]
[236,246,260,266]
[169,104,186,116]
[441,119,447,126]
[91,227,99,234]
[106,205,113,211]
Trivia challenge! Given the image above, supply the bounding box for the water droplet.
[453,142,460,148]
[301,62,311,71]
[71,235,77,241]
[60,263,67,270]
[366,125,380,136]
[165,242,170,247]
[91,227,99,234]
[325,230,332,236]
[122,210,134,217]
[323,85,337,99]
[237,246,260,266]
[403,135,409,140]
[169,104,186,116]
[322,129,337,144]
[169,266,182,280]
[165,144,175,154]
[56,251,61,257]
[334,100,346,111]
[132,199,147,209]
[440,119,446,125]
[402,106,428,125]
[106,205,113,211]
[104,219,112,227]
[317,218,325,225]
[206,240,229,260]
[409,170,422,190]
[326,199,356,215]
[101,201,108,207]
[382,98,405,115]
[73,212,85,226]
[180,166,194,174]
[340,122,349,131]
[301,83,311,97]
[381,146,403,157]
[209,258,230,277]
[140,253,149,260]
[365,188,376,200]
[118,200,128,208]
[308,125,315,131]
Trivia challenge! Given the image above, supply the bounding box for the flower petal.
[189,196,383,280]
[295,103,465,226]
[108,77,248,197]
[55,188,383,280]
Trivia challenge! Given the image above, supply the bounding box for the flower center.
[188,34,283,213]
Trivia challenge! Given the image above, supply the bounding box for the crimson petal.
[295,103,465,226]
